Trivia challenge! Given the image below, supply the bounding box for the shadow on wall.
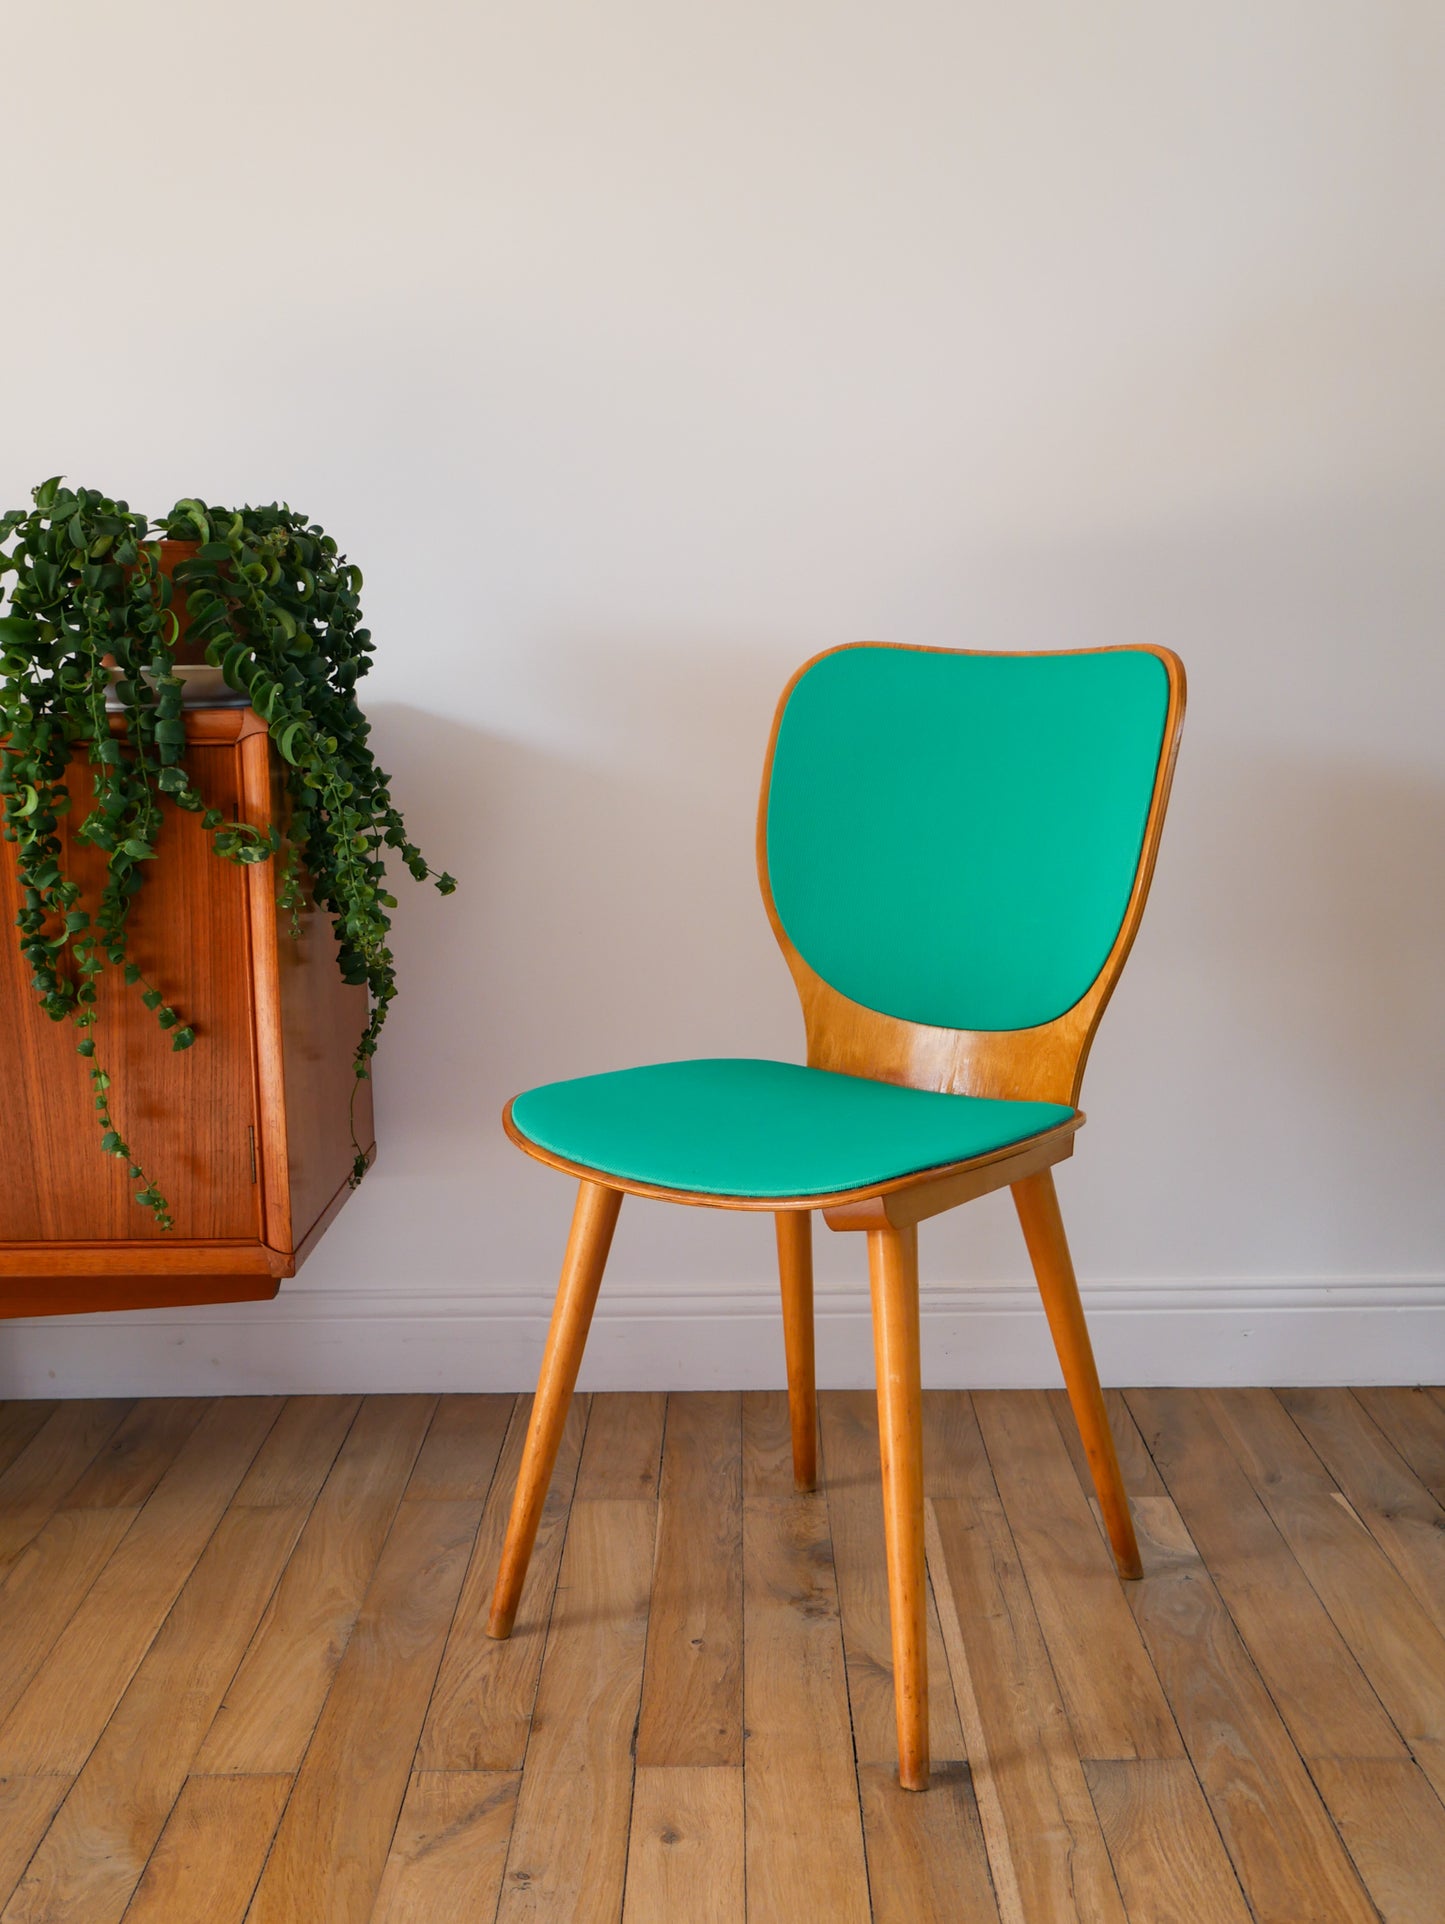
[366,655,799,1115]
[1081,737,1445,1277]
[319,649,802,1289]
[308,643,1445,1293]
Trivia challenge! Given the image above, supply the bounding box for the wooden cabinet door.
[0,740,262,1243]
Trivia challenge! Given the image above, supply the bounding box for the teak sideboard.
[0,707,373,1317]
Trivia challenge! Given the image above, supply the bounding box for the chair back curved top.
[757,643,1185,1108]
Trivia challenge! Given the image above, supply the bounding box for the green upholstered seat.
[511,646,1172,1204]
[509,1058,1073,1200]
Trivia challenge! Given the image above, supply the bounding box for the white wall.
[3,2,1443,1393]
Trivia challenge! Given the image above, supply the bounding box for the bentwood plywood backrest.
[758,644,1186,1108]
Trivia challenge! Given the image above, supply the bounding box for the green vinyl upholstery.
[766,646,1170,1031]
[509,1058,1072,1199]
[508,646,1168,1202]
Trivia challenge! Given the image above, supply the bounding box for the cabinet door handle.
[247,1125,258,1185]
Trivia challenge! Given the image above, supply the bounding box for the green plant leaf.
[2,480,452,1226]
[222,642,252,687]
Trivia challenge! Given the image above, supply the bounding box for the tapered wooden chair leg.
[488,1179,623,1638]
[867,1221,929,1791]
[776,1210,817,1491]
[1012,1168,1143,1581]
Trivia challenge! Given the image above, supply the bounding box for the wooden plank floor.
[0,1387,1443,1921]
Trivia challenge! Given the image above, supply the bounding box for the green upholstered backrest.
[764,646,1171,1033]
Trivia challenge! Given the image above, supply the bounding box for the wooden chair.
[487,641,1186,1790]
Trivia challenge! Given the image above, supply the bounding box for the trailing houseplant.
[0,477,454,1227]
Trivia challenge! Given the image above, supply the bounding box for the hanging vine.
[0,478,454,1225]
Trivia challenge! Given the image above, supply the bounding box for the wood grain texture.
[974,1390,1178,1763]
[1123,1495,1378,1924]
[776,1211,818,1488]
[1,1387,1442,1920]
[59,1399,207,1511]
[919,1390,990,1497]
[266,788,375,1254]
[404,1394,514,1503]
[1048,1388,1166,1502]
[221,1388,360,1525]
[0,739,259,1247]
[370,1772,520,1924]
[489,1181,621,1638]
[247,1498,479,1924]
[120,1774,289,1924]
[819,1390,965,1767]
[0,1399,342,1924]
[0,1396,281,1775]
[1207,1387,1445,1798]
[1084,1761,1251,1924]
[623,1767,744,1924]
[572,1390,666,1501]
[0,1509,140,1734]
[822,1122,1080,1232]
[1126,1387,1411,1764]
[195,1393,435,1775]
[419,1395,589,1772]
[1278,1384,1445,1625]
[741,1385,799,1500]
[1011,1173,1140,1579]
[0,1503,307,1924]
[1353,1386,1445,1510]
[927,1470,1126,1923]
[636,1393,744,1768]
[0,1407,57,1482]
[0,1401,132,1577]
[925,1504,1026,1924]
[0,1781,69,1914]
[1,705,375,1311]
[496,1499,656,1923]
[742,1393,871,1924]
[867,1221,929,1788]
[1308,1757,1445,1924]
[228,1394,361,1509]
[0,1243,284,1281]
[857,1762,999,1924]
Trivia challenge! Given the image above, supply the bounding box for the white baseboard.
[1,1275,1442,1398]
